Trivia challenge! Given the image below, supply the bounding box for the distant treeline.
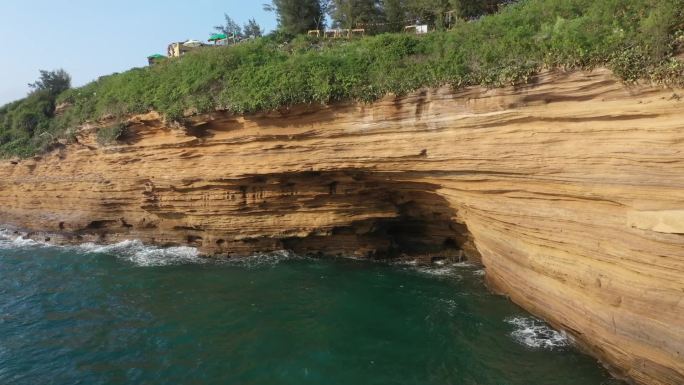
[266,0,509,35]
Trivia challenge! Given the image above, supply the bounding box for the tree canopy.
[265,0,325,34]
[329,0,383,30]
[1,69,72,156]
[263,0,508,34]
[244,18,263,38]
[28,69,71,97]
[214,13,242,38]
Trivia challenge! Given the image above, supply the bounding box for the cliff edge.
[1,69,683,385]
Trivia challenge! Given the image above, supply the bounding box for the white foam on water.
[393,259,419,266]
[414,266,463,279]
[0,230,200,267]
[78,239,203,267]
[12,237,43,247]
[392,258,482,279]
[0,227,301,268]
[0,229,15,239]
[505,316,571,350]
[0,229,49,249]
[220,250,301,268]
[0,227,475,273]
[452,261,476,268]
[451,261,487,277]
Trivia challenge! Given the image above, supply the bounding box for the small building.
[167,40,204,58]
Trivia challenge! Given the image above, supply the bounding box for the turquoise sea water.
[0,234,623,385]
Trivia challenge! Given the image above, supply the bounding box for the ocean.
[0,231,623,385]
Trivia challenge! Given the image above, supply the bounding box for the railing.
[307,29,366,39]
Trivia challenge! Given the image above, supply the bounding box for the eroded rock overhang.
[0,69,683,385]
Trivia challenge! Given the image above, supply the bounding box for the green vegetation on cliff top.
[1,0,683,158]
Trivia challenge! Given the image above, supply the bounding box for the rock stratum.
[1,69,683,385]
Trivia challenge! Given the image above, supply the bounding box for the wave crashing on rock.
[506,316,571,350]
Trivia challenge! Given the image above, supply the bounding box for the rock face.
[0,69,683,385]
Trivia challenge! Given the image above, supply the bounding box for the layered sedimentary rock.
[0,69,683,385]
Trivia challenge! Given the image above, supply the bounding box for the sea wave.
[78,240,203,267]
[395,258,486,279]
[451,261,476,268]
[415,266,463,278]
[505,316,571,350]
[1,228,476,272]
[1,228,203,266]
[0,229,49,249]
[0,228,302,268]
[219,250,302,268]
[453,261,486,277]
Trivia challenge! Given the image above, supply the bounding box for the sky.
[0,0,277,106]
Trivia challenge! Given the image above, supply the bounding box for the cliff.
[0,69,682,385]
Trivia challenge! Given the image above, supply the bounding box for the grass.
[1,0,683,158]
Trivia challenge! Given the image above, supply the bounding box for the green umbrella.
[208,33,227,42]
[147,54,166,59]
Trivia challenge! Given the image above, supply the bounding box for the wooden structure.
[324,29,339,38]
[307,30,321,37]
[445,10,457,29]
[323,28,365,39]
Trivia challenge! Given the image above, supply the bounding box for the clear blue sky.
[0,0,277,106]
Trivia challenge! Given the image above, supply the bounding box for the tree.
[450,0,501,19]
[214,13,242,38]
[399,0,498,30]
[315,0,332,31]
[28,69,71,96]
[382,0,407,32]
[329,0,383,30]
[264,0,324,35]
[243,18,263,38]
[404,0,451,29]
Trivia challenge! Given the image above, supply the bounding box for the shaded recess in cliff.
[270,171,480,262]
[60,169,479,261]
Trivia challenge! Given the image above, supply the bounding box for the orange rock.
[0,68,682,385]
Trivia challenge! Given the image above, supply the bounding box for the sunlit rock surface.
[1,69,683,385]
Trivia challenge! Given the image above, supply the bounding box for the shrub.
[96,123,128,146]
